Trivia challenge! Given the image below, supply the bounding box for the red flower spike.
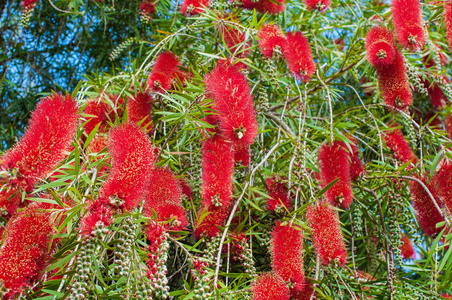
[304,0,331,11]
[365,26,396,68]
[0,203,54,295]
[376,50,412,110]
[265,176,293,212]
[146,51,181,93]
[139,0,156,20]
[221,22,251,58]
[99,123,156,211]
[180,0,210,15]
[409,175,445,236]
[1,93,78,191]
[391,0,425,51]
[239,0,286,14]
[80,199,113,236]
[86,134,110,176]
[195,205,231,239]
[144,167,188,231]
[200,135,235,209]
[0,188,21,220]
[445,1,452,51]
[306,203,347,266]
[83,99,110,136]
[258,24,287,59]
[22,0,38,10]
[270,221,304,287]
[251,272,290,300]
[400,234,415,259]
[445,114,452,139]
[128,91,153,131]
[318,140,353,208]
[290,282,315,300]
[177,177,193,200]
[383,126,417,165]
[204,63,258,147]
[347,137,365,181]
[427,83,449,109]
[283,32,316,82]
[433,160,452,214]
[233,144,250,166]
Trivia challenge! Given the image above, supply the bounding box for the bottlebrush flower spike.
[0,188,21,220]
[204,62,258,147]
[195,135,234,238]
[265,175,293,213]
[426,82,449,109]
[318,140,353,208]
[445,1,452,51]
[233,144,250,166]
[433,160,452,214]
[139,0,156,22]
[177,177,193,200]
[195,205,231,239]
[180,0,210,15]
[376,50,412,110]
[220,21,251,58]
[304,0,331,11]
[239,0,286,15]
[270,221,304,287]
[365,26,396,68]
[22,0,38,10]
[307,203,347,266]
[283,32,316,82]
[251,272,290,300]
[127,91,153,131]
[409,175,445,236]
[258,24,287,59]
[347,137,365,181]
[83,98,110,136]
[0,203,54,296]
[1,93,78,191]
[99,123,156,211]
[445,114,452,139]
[391,0,425,50]
[383,125,417,165]
[144,167,188,231]
[400,235,415,259]
[146,51,181,93]
[80,200,113,236]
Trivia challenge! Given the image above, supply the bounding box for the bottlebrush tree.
[4,0,452,299]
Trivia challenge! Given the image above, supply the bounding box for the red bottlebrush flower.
[221,23,251,58]
[433,160,452,214]
[251,272,290,300]
[391,0,425,50]
[139,0,156,21]
[174,69,194,87]
[365,26,396,68]
[270,221,304,287]
[376,50,412,110]
[83,98,110,136]
[445,114,452,139]
[233,144,250,166]
[177,177,193,200]
[180,0,210,14]
[86,134,110,175]
[409,175,445,236]
[347,137,365,181]
[204,63,258,147]
[290,282,315,300]
[1,93,78,191]
[427,82,449,108]
[306,203,347,266]
[283,32,316,82]
[0,188,21,219]
[127,91,153,131]
[258,24,287,59]
[304,0,331,11]
[146,51,181,93]
[80,200,113,236]
[22,0,38,10]
[144,167,188,231]
[239,0,286,14]
[443,293,452,299]
[99,123,156,211]
[265,175,293,212]
[195,204,231,239]
[400,235,415,259]
[445,1,452,51]
[318,140,353,208]
[200,135,235,209]
[0,203,53,295]
[383,125,417,165]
